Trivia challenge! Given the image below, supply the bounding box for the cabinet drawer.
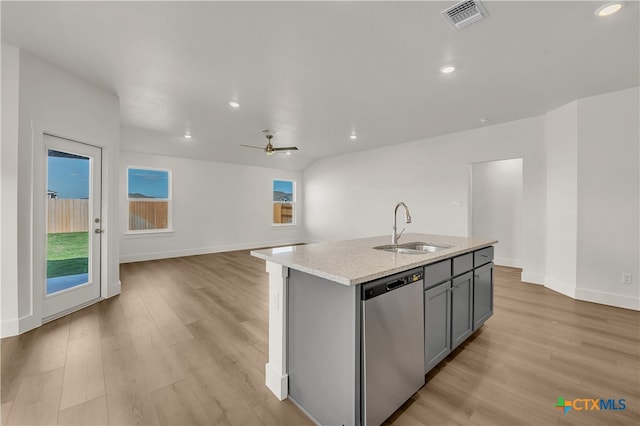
[453,253,473,276]
[474,246,494,267]
[424,259,452,289]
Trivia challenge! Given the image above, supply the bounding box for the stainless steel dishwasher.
[361,268,425,426]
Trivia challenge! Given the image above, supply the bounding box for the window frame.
[272,179,296,227]
[125,166,173,235]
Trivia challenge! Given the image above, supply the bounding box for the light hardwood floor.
[2,251,638,425]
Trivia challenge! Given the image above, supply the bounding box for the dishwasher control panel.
[409,272,423,283]
[361,269,424,300]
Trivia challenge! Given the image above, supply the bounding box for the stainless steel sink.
[373,242,452,254]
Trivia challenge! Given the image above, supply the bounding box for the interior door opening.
[469,158,523,268]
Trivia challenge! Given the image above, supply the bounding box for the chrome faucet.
[392,202,412,244]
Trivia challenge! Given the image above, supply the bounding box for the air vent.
[441,0,488,30]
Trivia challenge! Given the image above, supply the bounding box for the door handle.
[95,228,104,234]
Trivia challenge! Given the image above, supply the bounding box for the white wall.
[542,87,639,310]
[304,115,547,283]
[120,143,304,262]
[471,158,523,268]
[1,45,21,336]
[1,47,121,336]
[576,87,639,309]
[304,87,638,310]
[544,101,579,297]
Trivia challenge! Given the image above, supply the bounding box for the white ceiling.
[2,1,639,171]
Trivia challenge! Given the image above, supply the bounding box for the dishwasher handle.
[386,279,406,291]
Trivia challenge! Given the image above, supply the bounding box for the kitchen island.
[251,233,497,425]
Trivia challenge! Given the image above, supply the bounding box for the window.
[127,167,172,232]
[273,179,295,225]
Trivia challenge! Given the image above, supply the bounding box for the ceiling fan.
[241,130,299,155]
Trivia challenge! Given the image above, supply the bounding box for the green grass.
[47,232,88,278]
[47,258,88,278]
[47,232,88,260]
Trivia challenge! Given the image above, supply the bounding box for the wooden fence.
[273,203,293,224]
[48,199,89,233]
[129,201,168,230]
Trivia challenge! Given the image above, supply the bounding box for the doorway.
[43,134,102,319]
[470,158,523,268]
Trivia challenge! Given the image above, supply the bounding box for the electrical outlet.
[621,273,632,285]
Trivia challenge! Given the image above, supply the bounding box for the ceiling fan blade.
[242,131,298,155]
[240,144,266,150]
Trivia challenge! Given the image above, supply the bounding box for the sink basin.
[373,241,452,254]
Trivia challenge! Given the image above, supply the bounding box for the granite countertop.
[251,233,497,286]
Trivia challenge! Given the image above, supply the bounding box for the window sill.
[272,224,297,229]
[123,229,175,237]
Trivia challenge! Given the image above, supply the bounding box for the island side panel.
[287,268,361,426]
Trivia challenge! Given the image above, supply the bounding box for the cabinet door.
[473,262,494,329]
[424,281,451,373]
[451,272,473,349]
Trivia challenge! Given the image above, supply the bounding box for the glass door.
[43,135,102,318]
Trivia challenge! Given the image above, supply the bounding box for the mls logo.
[555,397,571,414]
[555,397,626,414]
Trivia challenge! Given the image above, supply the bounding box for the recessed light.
[229,101,240,108]
[440,65,456,74]
[595,2,623,16]
[350,133,358,140]
[480,118,489,124]
[184,132,192,139]
[286,151,292,156]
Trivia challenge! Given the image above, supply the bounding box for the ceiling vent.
[441,0,488,30]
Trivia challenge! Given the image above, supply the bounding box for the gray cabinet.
[473,262,493,329]
[423,259,452,288]
[424,281,451,372]
[453,253,473,276]
[474,246,494,267]
[451,272,473,349]
[284,245,495,425]
[423,247,494,374]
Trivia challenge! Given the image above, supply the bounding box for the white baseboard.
[575,288,640,311]
[545,277,577,298]
[1,318,19,338]
[303,238,325,244]
[106,280,121,298]
[4,280,122,338]
[265,362,288,401]
[519,274,638,310]
[494,257,523,268]
[119,239,304,263]
[18,313,40,335]
[521,272,545,285]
